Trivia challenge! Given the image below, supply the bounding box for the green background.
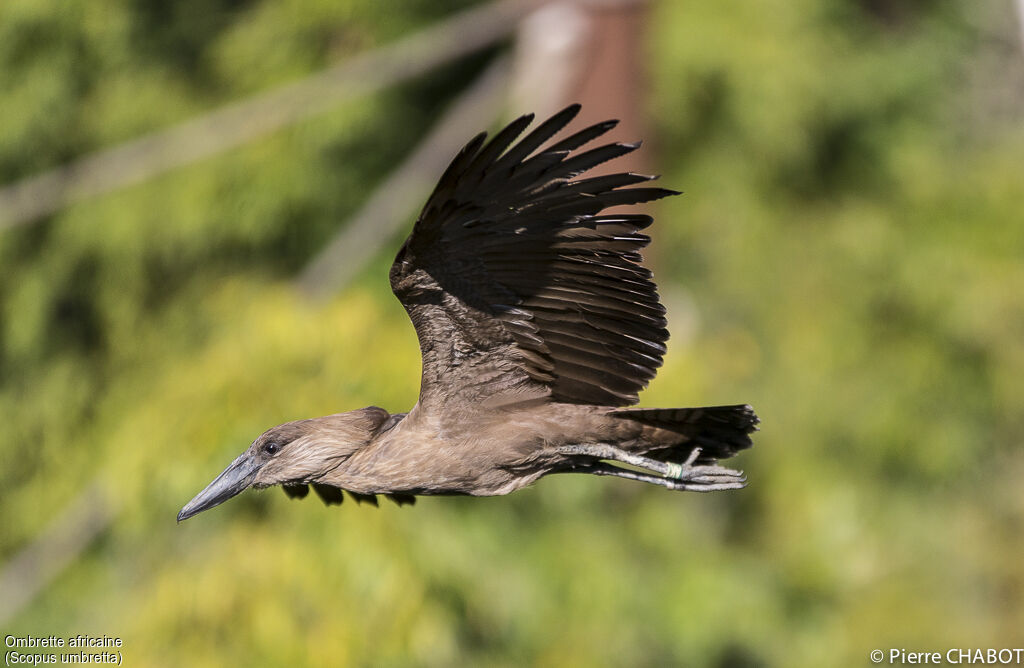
[2,0,1022,665]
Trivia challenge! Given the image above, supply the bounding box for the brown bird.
[178,104,759,521]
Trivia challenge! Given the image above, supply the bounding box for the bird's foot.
[558,443,747,493]
[661,447,746,492]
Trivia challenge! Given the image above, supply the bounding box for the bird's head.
[177,407,389,521]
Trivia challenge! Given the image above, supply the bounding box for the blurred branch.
[0,0,542,231]
[297,56,511,298]
[0,483,112,626]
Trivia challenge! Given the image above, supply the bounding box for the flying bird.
[178,104,759,521]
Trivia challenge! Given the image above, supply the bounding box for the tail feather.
[613,404,759,461]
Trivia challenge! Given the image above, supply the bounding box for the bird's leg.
[559,443,673,474]
[557,444,746,491]
[570,462,745,492]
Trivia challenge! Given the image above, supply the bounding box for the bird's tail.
[612,404,759,462]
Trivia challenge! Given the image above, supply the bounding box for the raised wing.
[389,104,676,411]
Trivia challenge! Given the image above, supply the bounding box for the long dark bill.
[177,453,262,522]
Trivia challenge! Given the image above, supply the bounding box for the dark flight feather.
[390,105,675,409]
[347,491,379,506]
[387,493,417,507]
[282,483,309,499]
[312,483,345,506]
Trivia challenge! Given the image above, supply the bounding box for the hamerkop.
[178,104,759,521]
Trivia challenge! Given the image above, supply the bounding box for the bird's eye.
[264,441,281,455]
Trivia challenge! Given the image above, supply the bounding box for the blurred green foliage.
[2,0,1022,665]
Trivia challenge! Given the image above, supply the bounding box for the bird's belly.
[332,403,613,496]
[331,428,547,496]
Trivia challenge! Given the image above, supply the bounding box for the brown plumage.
[178,104,759,522]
